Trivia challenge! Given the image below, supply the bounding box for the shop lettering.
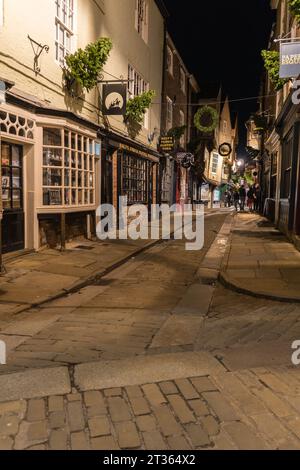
[282,54,300,65]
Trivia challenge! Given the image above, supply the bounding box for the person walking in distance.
[233,190,240,211]
[239,185,246,211]
[254,184,261,212]
[247,185,255,212]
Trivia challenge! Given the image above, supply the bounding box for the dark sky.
[163,0,275,156]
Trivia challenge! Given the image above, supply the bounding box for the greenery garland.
[261,50,289,91]
[289,0,300,24]
[125,90,155,125]
[64,38,113,93]
[194,106,219,133]
[167,125,186,141]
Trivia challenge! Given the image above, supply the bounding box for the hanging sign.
[219,142,232,157]
[159,136,175,153]
[102,84,127,116]
[280,42,300,78]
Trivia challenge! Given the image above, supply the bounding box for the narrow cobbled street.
[1,211,300,450]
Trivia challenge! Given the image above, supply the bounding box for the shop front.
[0,103,35,254]
[101,137,160,224]
[1,142,24,253]
[1,94,101,254]
[38,125,101,248]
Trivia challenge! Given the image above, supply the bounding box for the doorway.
[1,142,24,253]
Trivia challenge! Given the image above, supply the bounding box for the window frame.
[166,96,173,131]
[211,153,219,176]
[166,46,174,76]
[180,67,186,94]
[135,0,148,43]
[0,0,3,28]
[179,110,185,146]
[122,152,149,205]
[42,127,98,208]
[128,64,150,129]
[55,0,76,67]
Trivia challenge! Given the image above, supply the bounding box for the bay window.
[42,128,99,207]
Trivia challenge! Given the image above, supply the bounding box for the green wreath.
[194,106,219,133]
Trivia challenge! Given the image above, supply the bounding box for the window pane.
[78,171,83,187]
[43,128,61,146]
[43,168,62,186]
[78,153,82,169]
[71,171,77,187]
[11,147,21,167]
[1,144,10,166]
[95,142,101,156]
[2,173,10,189]
[2,189,11,209]
[71,133,76,149]
[43,149,62,166]
[64,189,71,205]
[78,135,82,151]
[43,189,62,206]
[12,190,21,209]
[64,150,70,167]
[64,170,70,186]
[71,151,76,167]
[64,130,70,148]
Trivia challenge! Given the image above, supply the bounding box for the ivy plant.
[64,38,112,93]
[261,50,289,91]
[289,0,300,24]
[167,125,186,141]
[125,90,155,125]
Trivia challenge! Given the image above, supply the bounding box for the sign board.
[102,84,127,116]
[280,42,300,78]
[159,136,174,153]
[200,183,210,202]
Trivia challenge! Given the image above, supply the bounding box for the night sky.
[163,0,275,156]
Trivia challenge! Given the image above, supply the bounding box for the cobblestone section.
[0,215,227,375]
[1,369,300,450]
[195,284,300,370]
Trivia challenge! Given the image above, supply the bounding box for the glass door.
[1,142,24,253]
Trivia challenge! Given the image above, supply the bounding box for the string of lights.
[101,71,278,108]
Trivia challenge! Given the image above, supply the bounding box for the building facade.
[260,0,300,247]
[160,32,200,207]
[0,0,166,253]
[197,89,238,206]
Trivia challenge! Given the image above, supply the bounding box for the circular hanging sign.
[219,142,232,157]
[194,106,219,133]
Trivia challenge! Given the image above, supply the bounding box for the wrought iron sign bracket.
[97,79,134,84]
[28,35,49,74]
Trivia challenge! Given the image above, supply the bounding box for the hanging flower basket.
[194,106,219,133]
